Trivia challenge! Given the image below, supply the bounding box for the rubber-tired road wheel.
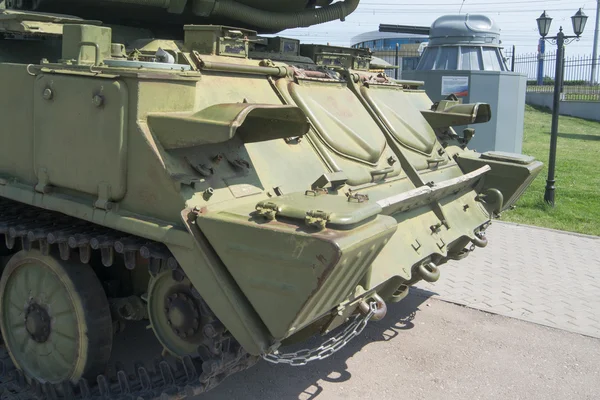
[0,249,113,384]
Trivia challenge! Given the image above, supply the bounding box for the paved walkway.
[204,296,600,400]
[416,221,600,338]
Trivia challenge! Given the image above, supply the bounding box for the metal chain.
[261,302,377,366]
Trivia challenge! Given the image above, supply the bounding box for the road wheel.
[0,249,112,384]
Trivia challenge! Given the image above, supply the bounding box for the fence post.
[560,55,566,100]
[395,43,399,80]
[511,45,515,72]
[591,0,599,84]
[537,38,545,85]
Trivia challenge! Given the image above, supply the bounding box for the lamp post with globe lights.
[536,9,588,206]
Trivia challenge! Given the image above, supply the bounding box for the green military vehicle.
[0,0,542,398]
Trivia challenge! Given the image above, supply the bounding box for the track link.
[0,197,258,400]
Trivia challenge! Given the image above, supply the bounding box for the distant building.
[351,31,429,75]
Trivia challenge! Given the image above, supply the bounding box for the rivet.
[42,88,53,100]
[92,95,104,107]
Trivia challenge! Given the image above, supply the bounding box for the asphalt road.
[201,290,600,400]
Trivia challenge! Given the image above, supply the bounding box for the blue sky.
[279,0,598,56]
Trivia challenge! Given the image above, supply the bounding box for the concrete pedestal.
[402,69,527,154]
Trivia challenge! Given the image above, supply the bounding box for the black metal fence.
[504,49,600,102]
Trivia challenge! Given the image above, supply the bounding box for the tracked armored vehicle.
[0,1,543,398]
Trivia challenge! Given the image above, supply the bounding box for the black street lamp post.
[536,9,588,206]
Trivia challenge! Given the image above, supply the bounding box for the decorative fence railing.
[369,47,600,102]
[504,50,600,102]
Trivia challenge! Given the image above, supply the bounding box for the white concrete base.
[526,92,600,121]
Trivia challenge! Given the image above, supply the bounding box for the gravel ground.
[202,290,600,400]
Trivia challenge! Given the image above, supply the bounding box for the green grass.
[502,105,600,236]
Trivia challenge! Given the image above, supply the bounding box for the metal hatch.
[288,80,387,165]
[273,71,404,187]
[359,84,437,155]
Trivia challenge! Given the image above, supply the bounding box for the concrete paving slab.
[417,221,600,338]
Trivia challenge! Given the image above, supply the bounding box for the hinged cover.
[266,37,300,55]
[300,44,371,70]
[184,25,256,58]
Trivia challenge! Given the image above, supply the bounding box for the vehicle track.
[0,197,258,400]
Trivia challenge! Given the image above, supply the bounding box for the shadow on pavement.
[203,288,435,399]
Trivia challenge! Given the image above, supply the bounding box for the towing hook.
[471,232,488,248]
[358,293,387,321]
[417,262,440,283]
